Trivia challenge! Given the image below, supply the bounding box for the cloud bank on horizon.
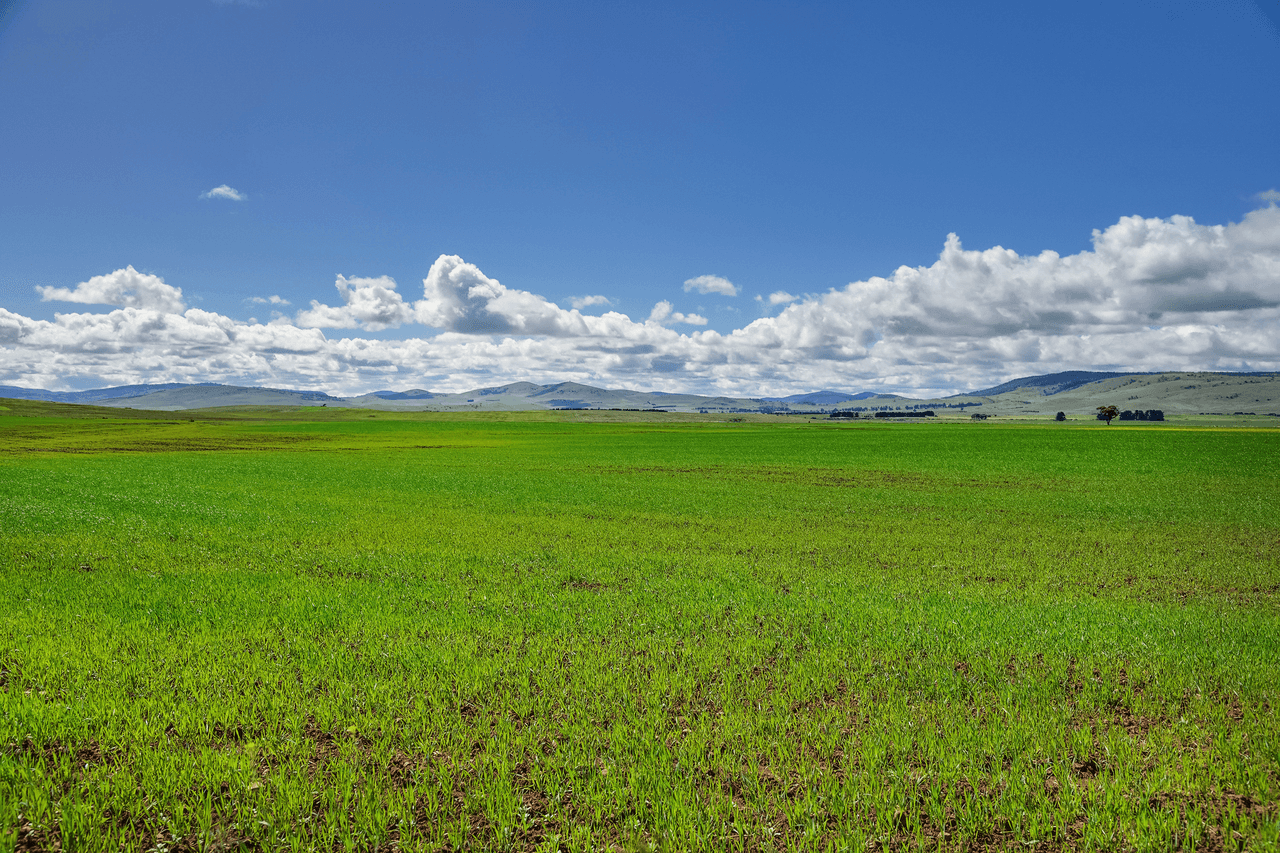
[4,204,1279,398]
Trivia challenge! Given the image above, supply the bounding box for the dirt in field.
[562,577,609,591]
[14,817,61,853]
[6,670,1275,851]
[1148,790,1277,853]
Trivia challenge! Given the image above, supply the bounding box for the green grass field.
[1,404,1277,852]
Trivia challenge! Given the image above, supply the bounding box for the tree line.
[1095,406,1165,423]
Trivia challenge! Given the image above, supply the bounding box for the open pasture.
[1,408,1277,852]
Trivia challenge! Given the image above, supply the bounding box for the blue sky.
[1,0,1278,396]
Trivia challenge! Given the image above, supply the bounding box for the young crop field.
[1,405,1277,852]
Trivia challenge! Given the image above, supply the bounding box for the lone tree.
[1055,411,1066,422]
[1096,405,1119,425]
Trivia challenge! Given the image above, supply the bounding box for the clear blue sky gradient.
[0,0,1277,394]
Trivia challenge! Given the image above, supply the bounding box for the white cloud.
[683,274,738,296]
[415,255,637,336]
[568,294,611,310]
[4,206,1279,398]
[766,291,797,305]
[296,275,415,331]
[200,184,246,201]
[1259,189,1280,206]
[36,266,186,313]
[647,301,708,326]
[248,295,291,305]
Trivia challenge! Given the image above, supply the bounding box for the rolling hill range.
[1,371,1278,417]
[936,371,1280,418]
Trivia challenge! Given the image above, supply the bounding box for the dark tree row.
[1095,408,1165,422]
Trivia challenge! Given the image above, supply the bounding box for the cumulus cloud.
[36,266,186,313]
[1259,189,1280,206]
[415,255,638,336]
[200,184,246,201]
[569,294,612,310]
[248,295,291,305]
[5,206,1280,397]
[648,301,708,326]
[296,275,415,331]
[760,291,797,306]
[683,274,738,296]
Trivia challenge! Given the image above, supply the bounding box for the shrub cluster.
[1102,409,1165,421]
[872,410,935,419]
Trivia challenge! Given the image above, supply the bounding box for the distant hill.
[759,390,899,404]
[2,371,1277,417]
[364,389,436,400]
[0,383,208,403]
[0,383,346,410]
[962,371,1135,397]
[975,371,1280,417]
